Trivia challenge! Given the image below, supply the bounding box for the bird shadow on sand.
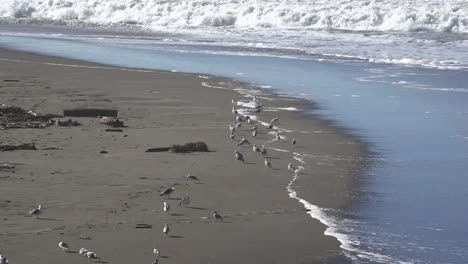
[170,213,184,216]
[169,235,184,238]
[92,260,108,263]
[65,250,79,254]
[160,255,170,259]
[38,217,63,221]
[185,206,206,210]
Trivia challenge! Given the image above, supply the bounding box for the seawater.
[0,25,467,263]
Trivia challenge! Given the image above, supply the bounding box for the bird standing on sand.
[229,124,236,134]
[163,202,170,213]
[292,138,296,145]
[213,211,223,220]
[275,134,282,141]
[247,118,253,124]
[232,107,238,115]
[261,145,267,155]
[253,144,261,153]
[236,115,244,123]
[235,150,245,163]
[79,248,90,255]
[186,174,199,183]
[163,224,170,235]
[85,251,97,259]
[265,158,272,167]
[237,138,250,146]
[288,162,295,172]
[230,133,235,140]
[232,98,236,105]
[179,196,191,207]
[58,241,69,251]
[252,130,257,137]
[0,255,8,264]
[29,204,42,218]
[271,117,278,123]
[160,187,175,198]
[153,248,160,257]
[236,122,242,128]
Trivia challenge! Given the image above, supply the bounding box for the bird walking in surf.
[29,204,42,218]
[253,144,261,153]
[186,174,200,183]
[265,158,272,168]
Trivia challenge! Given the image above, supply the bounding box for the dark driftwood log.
[105,128,123,132]
[63,108,118,117]
[169,142,209,153]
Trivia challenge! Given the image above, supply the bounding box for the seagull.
[58,241,69,251]
[236,115,244,122]
[163,224,170,235]
[271,117,278,123]
[153,248,160,257]
[268,124,274,129]
[265,158,272,167]
[247,118,253,124]
[231,98,236,105]
[85,251,97,259]
[235,122,242,128]
[235,150,245,163]
[186,174,200,182]
[229,124,236,134]
[292,138,296,145]
[163,202,170,213]
[237,138,250,146]
[230,133,235,140]
[29,204,42,218]
[232,107,238,115]
[275,134,282,141]
[261,145,267,155]
[288,162,295,172]
[253,144,261,153]
[0,255,8,264]
[252,130,257,137]
[179,196,191,207]
[160,187,175,198]
[79,248,90,255]
[213,211,223,220]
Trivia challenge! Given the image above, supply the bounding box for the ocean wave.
[0,0,467,33]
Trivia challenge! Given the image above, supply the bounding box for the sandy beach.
[0,49,367,263]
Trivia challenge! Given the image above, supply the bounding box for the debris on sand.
[0,104,62,129]
[169,142,209,153]
[0,163,15,170]
[0,143,36,151]
[97,116,125,128]
[64,108,118,118]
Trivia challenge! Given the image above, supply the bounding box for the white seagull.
[163,224,170,235]
[163,202,170,213]
[160,187,175,198]
[29,204,42,218]
[153,248,160,257]
[231,98,236,105]
[288,162,295,172]
[235,122,242,128]
[232,107,238,115]
[58,241,69,251]
[79,248,90,255]
[186,174,200,182]
[229,124,236,134]
[265,158,272,167]
[247,118,253,124]
[0,255,8,264]
[252,130,257,137]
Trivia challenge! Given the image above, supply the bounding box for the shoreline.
[0,48,369,263]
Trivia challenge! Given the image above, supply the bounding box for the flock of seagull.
[0,95,302,264]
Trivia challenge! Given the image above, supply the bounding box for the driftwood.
[169,142,209,153]
[105,128,123,132]
[0,143,36,151]
[64,108,118,117]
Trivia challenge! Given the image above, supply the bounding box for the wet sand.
[0,49,367,263]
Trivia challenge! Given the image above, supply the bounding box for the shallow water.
[0,25,467,263]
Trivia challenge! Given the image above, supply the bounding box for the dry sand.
[0,49,367,263]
